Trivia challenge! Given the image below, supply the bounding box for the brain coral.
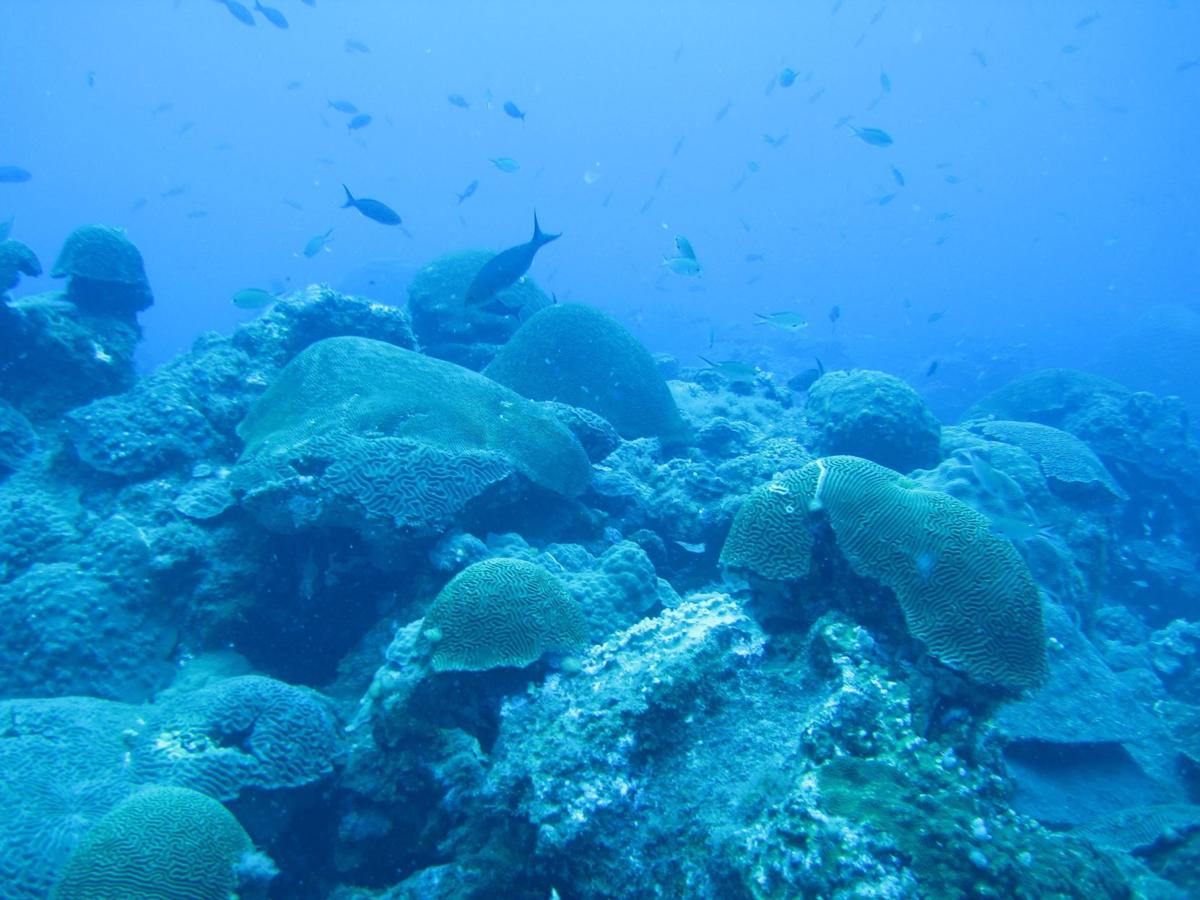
[407,249,551,369]
[50,225,153,314]
[805,370,941,473]
[484,303,691,447]
[722,455,1047,691]
[237,336,589,499]
[424,558,589,671]
[51,787,251,900]
[966,419,1127,501]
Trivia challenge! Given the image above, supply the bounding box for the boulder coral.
[51,225,153,316]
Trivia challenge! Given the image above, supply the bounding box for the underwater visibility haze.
[1,1,1199,897]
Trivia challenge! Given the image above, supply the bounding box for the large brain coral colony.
[723,455,1047,692]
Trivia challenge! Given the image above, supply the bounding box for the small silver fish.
[699,357,757,384]
[755,311,808,331]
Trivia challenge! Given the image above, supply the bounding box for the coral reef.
[0,238,40,296]
[484,303,691,447]
[805,369,941,472]
[423,558,589,671]
[50,224,153,316]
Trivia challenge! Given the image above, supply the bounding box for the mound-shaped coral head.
[51,224,153,315]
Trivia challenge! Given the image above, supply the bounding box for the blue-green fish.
[457,179,479,205]
[503,101,525,121]
[490,157,520,173]
[303,227,333,258]
[345,38,370,54]
[448,94,470,109]
[232,287,276,309]
[849,125,893,147]
[347,113,373,131]
[341,185,401,225]
[663,235,702,277]
[465,213,560,305]
[891,165,906,187]
[778,67,797,88]
[327,99,357,114]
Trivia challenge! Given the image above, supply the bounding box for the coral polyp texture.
[804,369,941,473]
[50,224,153,315]
[0,238,41,295]
[484,303,691,447]
[423,557,589,671]
[723,455,1047,691]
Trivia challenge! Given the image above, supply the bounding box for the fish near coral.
[466,213,560,305]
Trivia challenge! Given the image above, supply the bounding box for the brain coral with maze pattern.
[424,558,589,671]
[722,455,1046,691]
[233,337,591,538]
[50,786,251,900]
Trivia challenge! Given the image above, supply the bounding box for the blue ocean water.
[2,2,1199,898]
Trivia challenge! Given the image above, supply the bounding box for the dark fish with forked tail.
[341,185,401,225]
[465,213,560,305]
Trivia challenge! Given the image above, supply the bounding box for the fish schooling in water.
[341,185,401,225]
[503,101,525,121]
[347,113,373,131]
[465,212,560,306]
[457,179,479,205]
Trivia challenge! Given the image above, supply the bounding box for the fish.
[86,71,95,87]
[832,114,853,129]
[490,157,520,173]
[816,357,825,377]
[674,541,707,554]
[327,99,358,114]
[0,166,32,184]
[452,179,480,206]
[254,1,288,28]
[300,0,315,5]
[934,211,955,222]
[186,209,208,219]
[447,94,470,109]
[987,513,1048,543]
[232,288,276,309]
[1176,59,1200,74]
[927,310,945,323]
[876,192,897,205]
[699,357,757,384]
[672,135,686,156]
[345,38,370,54]
[778,67,797,88]
[849,125,893,147]
[971,48,988,68]
[745,253,765,263]
[282,198,303,211]
[663,235,702,277]
[151,101,175,116]
[944,174,961,185]
[925,359,939,377]
[714,99,733,122]
[341,185,402,225]
[285,80,302,90]
[828,305,841,329]
[130,197,148,212]
[880,69,892,93]
[178,120,194,135]
[503,101,525,121]
[1061,44,1078,54]
[1075,12,1100,28]
[347,113,373,131]
[160,184,190,199]
[220,0,256,26]
[808,87,826,104]
[465,213,560,305]
[0,216,12,241]
[787,368,823,392]
[303,227,333,258]
[890,165,906,187]
[763,133,789,148]
[755,312,808,331]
